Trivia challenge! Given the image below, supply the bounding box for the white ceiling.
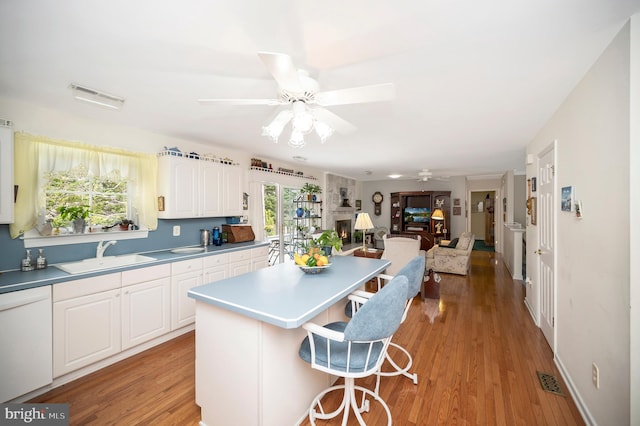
[1,0,638,181]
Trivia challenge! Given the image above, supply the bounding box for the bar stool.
[298,274,409,425]
[347,255,425,394]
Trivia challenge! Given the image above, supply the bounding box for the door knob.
[535,249,543,255]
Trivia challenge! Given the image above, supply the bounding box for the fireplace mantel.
[333,207,356,213]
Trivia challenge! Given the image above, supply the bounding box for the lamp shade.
[431,208,444,220]
[354,212,374,230]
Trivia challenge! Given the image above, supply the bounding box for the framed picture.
[453,206,461,216]
[561,186,574,212]
[530,197,537,225]
[453,198,461,206]
[355,199,361,210]
[531,177,537,192]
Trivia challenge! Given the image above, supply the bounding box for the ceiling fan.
[417,169,450,182]
[198,52,395,146]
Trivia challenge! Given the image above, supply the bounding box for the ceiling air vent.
[69,83,125,110]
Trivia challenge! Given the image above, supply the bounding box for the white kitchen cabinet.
[203,253,229,284]
[228,249,252,277]
[251,246,269,271]
[0,122,14,224]
[157,153,242,219]
[53,273,122,377]
[171,258,203,330]
[222,164,244,216]
[121,264,171,350]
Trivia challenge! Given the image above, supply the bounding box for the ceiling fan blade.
[310,106,357,135]
[257,51,304,93]
[197,98,282,106]
[315,83,395,106]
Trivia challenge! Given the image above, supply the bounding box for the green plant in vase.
[316,230,343,256]
[301,183,322,201]
[57,205,91,234]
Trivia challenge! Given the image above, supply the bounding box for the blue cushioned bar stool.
[347,255,425,394]
[298,275,409,425]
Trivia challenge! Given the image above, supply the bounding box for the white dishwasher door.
[0,286,53,402]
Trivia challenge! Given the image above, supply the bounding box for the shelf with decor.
[291,199,323,253]
[389,191,451,250]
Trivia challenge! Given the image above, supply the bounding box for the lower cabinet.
[171,258,203,330]
[53,265,171,377]
[53,274,122,378]
[51,245,267,379]
[121,264,171,350]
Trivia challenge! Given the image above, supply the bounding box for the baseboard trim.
[555,353,595,426]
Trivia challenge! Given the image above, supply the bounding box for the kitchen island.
[188,255,390,426]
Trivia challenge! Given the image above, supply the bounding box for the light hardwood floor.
[32,251,584,425]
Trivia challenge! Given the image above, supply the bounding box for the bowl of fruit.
[294,251,331,274]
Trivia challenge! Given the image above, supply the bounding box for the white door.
[538,148,555,349]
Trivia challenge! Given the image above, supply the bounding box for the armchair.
[425,232,475,275]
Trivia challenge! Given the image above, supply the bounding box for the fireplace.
[335,219,351,245]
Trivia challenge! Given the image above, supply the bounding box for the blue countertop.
[188,255,390,329]
[0,241,269,294]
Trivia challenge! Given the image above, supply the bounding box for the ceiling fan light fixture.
[262,110,293,142]
[288,129,306,148]
[291,101,314,134]
[314,121,333,143]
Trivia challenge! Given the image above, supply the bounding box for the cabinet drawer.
[203,253,228,268]
[122,263,171,286]
[172,258,203,275]
[53,273,121,302]
[251,246,268,258]
[228,249,251,263]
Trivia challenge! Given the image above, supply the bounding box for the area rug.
[473,240,495,252]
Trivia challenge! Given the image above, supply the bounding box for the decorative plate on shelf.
[299,264,331,274]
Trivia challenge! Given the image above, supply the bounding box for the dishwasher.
[0,285,52,402]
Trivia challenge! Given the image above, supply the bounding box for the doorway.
[262,183,300,265]
[538,147,556,349]
[470,191,496,248]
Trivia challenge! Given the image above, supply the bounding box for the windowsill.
[22,228,149,248]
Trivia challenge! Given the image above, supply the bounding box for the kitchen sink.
[54,254,157,274]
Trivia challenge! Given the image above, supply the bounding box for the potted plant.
[57,205,91,234]
[316,230,343,256]
[301,183,322,201]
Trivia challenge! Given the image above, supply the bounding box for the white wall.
[527,20,633,425]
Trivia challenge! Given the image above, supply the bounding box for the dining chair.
[298,274,409,425]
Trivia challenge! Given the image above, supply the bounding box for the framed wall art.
[561,186,574,212]
[453,206,461,216]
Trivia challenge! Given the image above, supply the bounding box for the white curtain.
[10,132,158,238]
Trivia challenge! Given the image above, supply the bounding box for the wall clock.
[372,191,383,216]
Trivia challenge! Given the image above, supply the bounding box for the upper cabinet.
[157,153,243,219]
[0,122,14,224]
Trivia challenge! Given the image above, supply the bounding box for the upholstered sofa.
[425,232,475,275]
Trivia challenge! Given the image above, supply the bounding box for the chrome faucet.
[97,240,117,259]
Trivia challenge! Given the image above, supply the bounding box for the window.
[44,166,129,228]
[10,132,158,242]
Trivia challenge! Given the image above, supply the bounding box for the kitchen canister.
[200,229,211,246]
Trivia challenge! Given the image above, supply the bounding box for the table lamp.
[431,208,445,239]
[354,212,374,252]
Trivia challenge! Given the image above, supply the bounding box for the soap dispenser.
[21,250,34,272]
[36,248,47,270]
